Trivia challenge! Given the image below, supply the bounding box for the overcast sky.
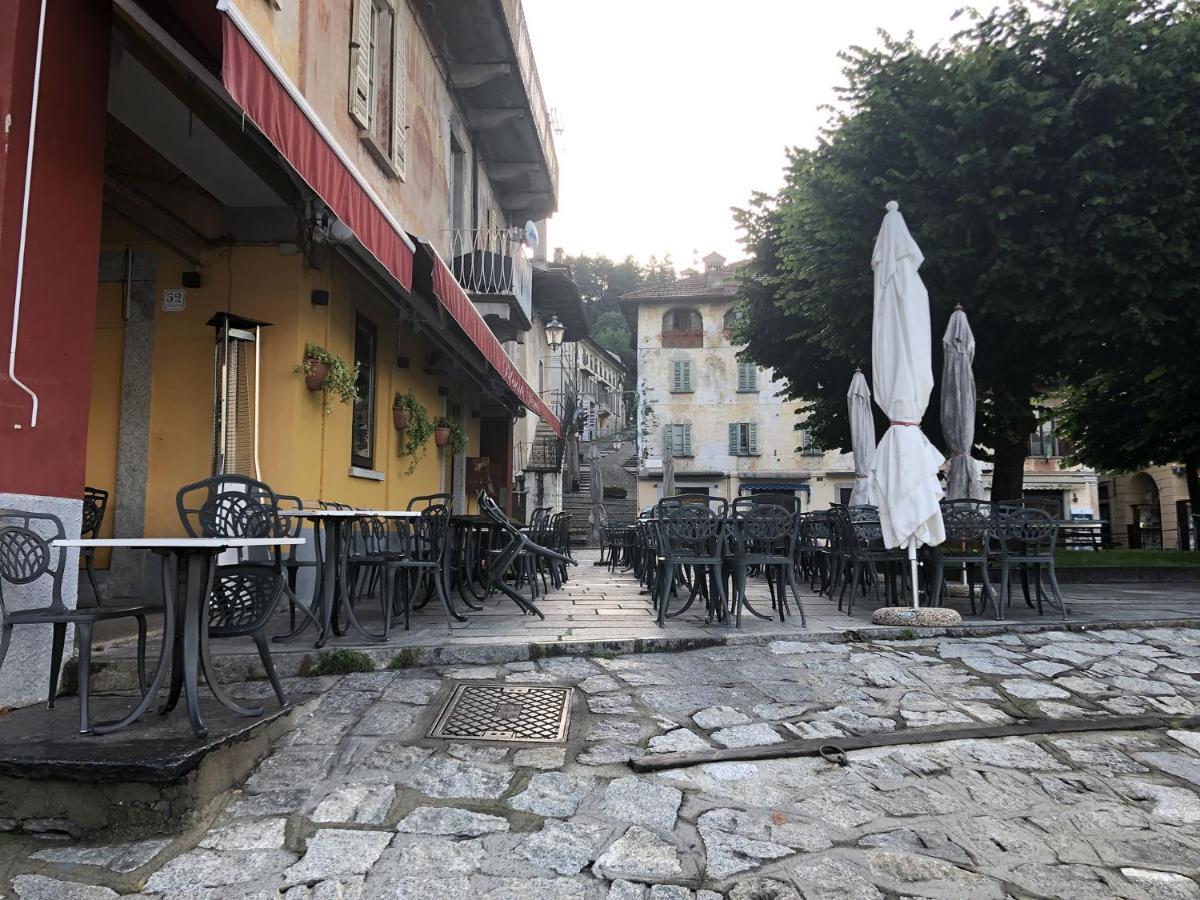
[523,0,976,270]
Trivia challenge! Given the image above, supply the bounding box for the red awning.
[218,14,414,290]
[217,10,559,436]
[415,242,562,437]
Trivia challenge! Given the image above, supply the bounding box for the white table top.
[54,538,305,549]
[277,509,420,518]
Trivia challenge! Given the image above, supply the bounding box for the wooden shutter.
[672,361,691,392]
[729,423,739,455]
[748,422,758,455]
[390,8,407,177]
[682,425,693,456]
[349,0,373,129]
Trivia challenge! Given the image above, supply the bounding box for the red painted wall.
[0,1,111,499]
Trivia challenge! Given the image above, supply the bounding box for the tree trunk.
[990,434,1028,504]
[1186,454,1200,534]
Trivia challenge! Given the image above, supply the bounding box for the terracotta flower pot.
[393,408,411,430]
[304,359,330,391]
[434,426,451,447]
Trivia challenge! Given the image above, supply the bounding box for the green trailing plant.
[434,417,469,455]
[393,390,434,474]
[387,648,422,669]
[295,343,360,414]
[297,649,375,676]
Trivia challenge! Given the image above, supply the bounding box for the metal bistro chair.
[654,504,729,626]
[272,494,324,640]
[831,506,909,615]
[478,492,574,618]
[728,497,806,627]
[81,486,108,603]
[992,507,1068,619]
[175,476,288,707]
[928,504,998,618]
[0,509,148,733]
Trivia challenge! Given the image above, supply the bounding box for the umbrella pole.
[908,540,919,608]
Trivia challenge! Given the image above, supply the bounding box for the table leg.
[181,551,208,737]
[198,560,265,717]
[316,519,337,648]
[92,551,179,735]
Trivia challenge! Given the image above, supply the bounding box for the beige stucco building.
[621,253,856,510]
[1102,465,1195,550]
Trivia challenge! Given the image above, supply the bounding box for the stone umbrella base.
[871,606,963,627]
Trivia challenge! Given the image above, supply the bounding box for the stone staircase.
[563,429,638,545]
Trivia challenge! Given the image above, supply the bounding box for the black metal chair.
[654,504,728,626]
[175,476,288,706]
[478,493,574,618]
[992,507,1067,619]
[728,498,805,627]
[830,505,909,615]
[929,504,997,618]
[272,494,323,640]
[0,509,148,734]
[407,493,451,512]
[81,486,108,603]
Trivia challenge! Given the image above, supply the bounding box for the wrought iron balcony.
[448,227,533,338]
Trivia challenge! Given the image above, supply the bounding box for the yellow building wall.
[82,284,126,566]
[93,230,477,538]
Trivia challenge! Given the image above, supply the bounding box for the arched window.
[662,308,703,348]
[723,308,741,339]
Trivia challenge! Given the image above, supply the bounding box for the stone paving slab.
[4,624,1200,898]
[87,550,1200,689]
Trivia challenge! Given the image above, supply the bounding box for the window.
[838,486,853,506]
[1029,416,1073,458]
[799,428,823,457]
[661,308,703,348]
[666,424,692,457]
[351,313,378,469]
[723,308,741,338]
[350,0,406,178]
[736,362,758,392]
[671,360,693,393]
[728,422,758,456]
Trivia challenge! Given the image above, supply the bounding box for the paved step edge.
[82,616,1200,693]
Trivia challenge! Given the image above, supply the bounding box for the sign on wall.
[162,289,187,312]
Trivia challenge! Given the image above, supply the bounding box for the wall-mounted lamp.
[544,315,565,351]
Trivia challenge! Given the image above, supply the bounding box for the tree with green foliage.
[734,0,1200,504]
[564,253,676,379]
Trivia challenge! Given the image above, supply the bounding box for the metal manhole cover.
[429,682,573,743]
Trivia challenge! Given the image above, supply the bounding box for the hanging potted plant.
[394,391,435,475]
[433,416,468,454]
[294,343,359,414]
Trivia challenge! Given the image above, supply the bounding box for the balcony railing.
[447,227,532,323]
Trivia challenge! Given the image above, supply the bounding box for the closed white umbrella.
[661,442,675,501]
[847,368,876,506]
[941,305,985,500]
[588,441,607,543]
[868,200,945,607]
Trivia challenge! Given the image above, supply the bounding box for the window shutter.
[737,363,747,392]
[748,422,758,455]
[747,365,757,391]
[672,361,682,392]
[390,10,407,176]
[349,0,373,129]
[729,423,739,455]
[682,361,691,391]
[682,425,693,456]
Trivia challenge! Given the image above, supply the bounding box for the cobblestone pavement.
[4,626,1200,899]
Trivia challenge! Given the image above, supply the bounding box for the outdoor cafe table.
[52,537,304,738]
[275,509,420,647]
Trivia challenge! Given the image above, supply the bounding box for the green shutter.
[737,362,757,392]
[682,425,693,456]
[672,361,691,392]
[748,422,758,455]
[729,423,739,455]
[683,362,692,391]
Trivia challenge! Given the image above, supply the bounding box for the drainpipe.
[6,0,48,429]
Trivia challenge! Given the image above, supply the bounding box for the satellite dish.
[524,220,539,249]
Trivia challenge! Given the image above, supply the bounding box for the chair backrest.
[176,475,280,539]
[730,503,795,558]
[848,504,880,523]
[658,504,725,561]
[410,504,450,562]
[940,506,990,555]
[994,507,1058,557]
[479,491,522,540]
[658,494,729,518]
[733,493,800,517]
[0,509,68,615]
[82,487,108,539]
[407,493,451,512]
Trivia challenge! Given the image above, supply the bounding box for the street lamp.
[544,315,565,351]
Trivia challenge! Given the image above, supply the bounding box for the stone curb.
[81,616,1200,694]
